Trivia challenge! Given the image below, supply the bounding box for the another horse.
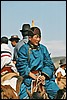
[27,76,49,99]
[1,72,23,99]
[27,77,66,99]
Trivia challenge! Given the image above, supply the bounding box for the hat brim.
[20,29,30,32]
[59,63,66,66]
[9,38,20,41]
[20,30,23,32]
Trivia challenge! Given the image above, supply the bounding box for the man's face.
[63,64,66,68]
[11,40,17,47]
[29,34,41,46]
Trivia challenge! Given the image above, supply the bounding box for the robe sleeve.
[41,46,55,79]
[16,45,31,78]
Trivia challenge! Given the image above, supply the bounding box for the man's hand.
[29,72,38,80]
[37,75,46,85]
[29,72,46,85]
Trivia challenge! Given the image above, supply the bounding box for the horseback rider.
[1,36,12,70]
[9,24,30,64]
[13,24,30,63]
[1,36,18,75]
[16,26,65,99]
[9,35,20,64]
[55,58,66,89]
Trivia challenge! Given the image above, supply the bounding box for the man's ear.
[28,36,32,41]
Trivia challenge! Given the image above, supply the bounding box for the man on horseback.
[1,36,12,70]
[9,35,20,64]
[1,36,18,75]
[16,26,65,99]
[55,58,66,89]
[13,24,30,63]
[1,36,20,99]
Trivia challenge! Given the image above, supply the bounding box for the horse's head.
[30,92,44,99]
[26,89,47,99]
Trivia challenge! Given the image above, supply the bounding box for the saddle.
[1,65,14,76]
[31,70,49,99]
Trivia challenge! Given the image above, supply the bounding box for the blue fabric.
[16,43,59,99]
[45,80,59,99]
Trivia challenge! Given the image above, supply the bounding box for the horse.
[1,64,66,99]
[1,65,23,99]
[27,75,66,99]
[26,74,49,99]
[1,73,23,99]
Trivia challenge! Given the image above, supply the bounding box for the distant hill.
[52,56,66,62]
[52,56,66,69]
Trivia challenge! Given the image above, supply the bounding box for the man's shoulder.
[16,40,24,46]
[21,43,28,47]
[1,43,11,52]
[19,43,29,51]
[39,44,48,53]
[15,40,26,50]
[40,44,47,49]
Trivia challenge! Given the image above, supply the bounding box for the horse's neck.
[16,76,23,94]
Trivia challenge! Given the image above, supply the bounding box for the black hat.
[20,24,30,36]
[59,58,66,66]
[28,27,41,37]
[9,35,20,41]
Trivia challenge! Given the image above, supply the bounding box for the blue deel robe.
[16,43,59,99]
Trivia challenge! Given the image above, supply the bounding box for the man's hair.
[1,36,8,44]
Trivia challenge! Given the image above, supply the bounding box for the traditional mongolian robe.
[16,42,59,99]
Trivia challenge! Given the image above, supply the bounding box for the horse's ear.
[26,89,32,97]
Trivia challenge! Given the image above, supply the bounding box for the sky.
[1,1,66,57]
